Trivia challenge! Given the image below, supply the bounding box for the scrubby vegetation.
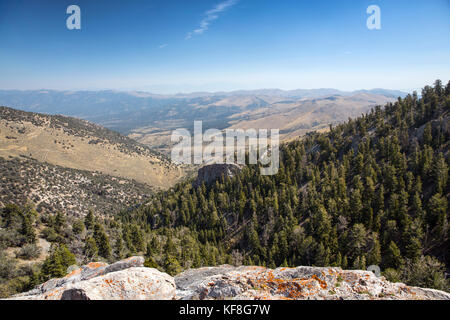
[0,156,154,217]
[0,204,113,297]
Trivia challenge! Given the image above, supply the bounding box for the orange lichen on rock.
[247,269,331,299]
[311,274,328,289]
[86,262,107,269]
[65,268,82,278]
[104,279,114,286]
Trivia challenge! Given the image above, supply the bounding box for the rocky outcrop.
[10,258,450,300]
[175,265,450,300]
[194,164,242,187]
[10,257,175,300]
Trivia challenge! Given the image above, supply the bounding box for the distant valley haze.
[0,87,405,155]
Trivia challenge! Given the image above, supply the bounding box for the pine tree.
[40,244,76,281]
[165,255,182,276]
[93,223,111,259]
[84,210,94,230]
[84,236,98,261]
[385,241,403,269]
[21,214,36,244]
[423,122,433,146]
[433,153,448,194]
[427,193,448,239]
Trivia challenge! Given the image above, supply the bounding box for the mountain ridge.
[0,89,403,155]
[0,106,184,188]
[0,87,408,99]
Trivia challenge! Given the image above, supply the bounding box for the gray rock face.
[11,257,176,300]
[195,164,242,187]
[175,265,236,299]
[9,259,450,300]
[175,265,450,300]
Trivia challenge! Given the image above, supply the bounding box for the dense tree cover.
[119,80,450,290]
[0,81,448,297]
[0,202,226,297]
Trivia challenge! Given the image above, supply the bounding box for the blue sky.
[0,0,449,93]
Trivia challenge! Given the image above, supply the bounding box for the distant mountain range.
[0,88,407,115]
[170,88,407,99]
[0,88,406,154]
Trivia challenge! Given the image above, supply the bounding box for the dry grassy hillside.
[227,93,396,140]
[0,106,184,188]
[130,93,396,154]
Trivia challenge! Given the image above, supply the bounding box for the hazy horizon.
[0,0,449,93]
[0,85,412,96]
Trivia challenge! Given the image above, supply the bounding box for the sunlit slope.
[0,106,184,188]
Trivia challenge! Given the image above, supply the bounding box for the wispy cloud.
[158,43,168,49]
[186,0,238,40]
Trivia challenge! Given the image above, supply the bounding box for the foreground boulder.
[10,259,450,300]
[11,257,176,300]
[175,265,450,300]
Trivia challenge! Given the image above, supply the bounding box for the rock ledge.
[9,258,450,300]
[11,257,175,300]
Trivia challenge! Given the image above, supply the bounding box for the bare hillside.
[0,106,184,188]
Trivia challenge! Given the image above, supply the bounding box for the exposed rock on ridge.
[195,164,242,187]
[10,257,175,300]
[9,257,450,300]
[175,265,450,300]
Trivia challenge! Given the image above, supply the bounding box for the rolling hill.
[0,156,154,217]
[0,106,186,217]
[0,89,404,155]
[129,92,399,154]
[0,106,183,188]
